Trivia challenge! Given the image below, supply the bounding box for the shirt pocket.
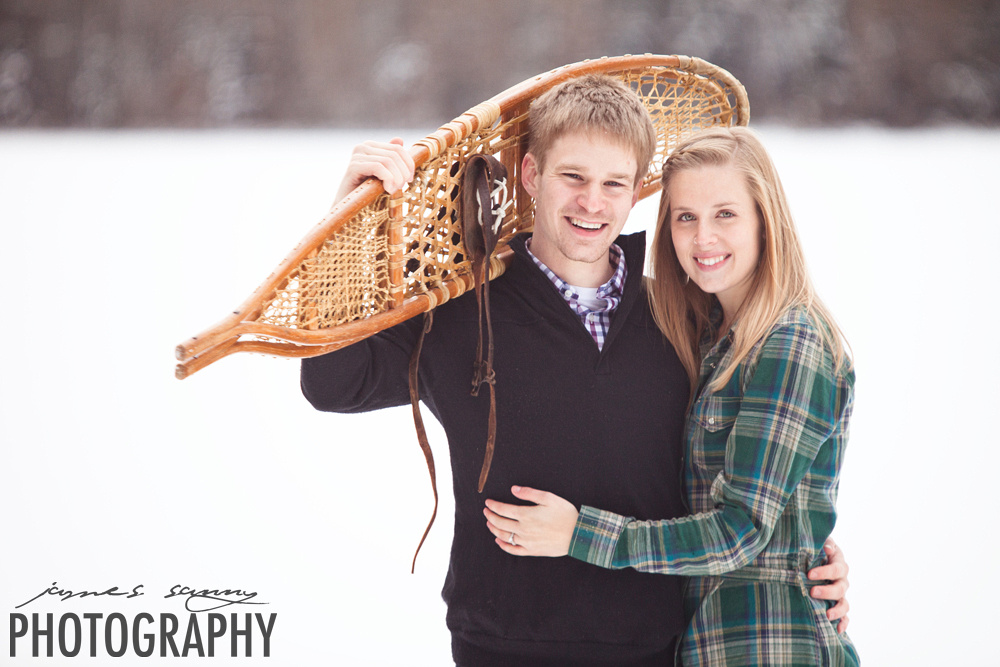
[688,394,742,472]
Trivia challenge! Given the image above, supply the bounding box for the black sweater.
[302,232,689,665]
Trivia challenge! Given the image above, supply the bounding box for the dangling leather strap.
[408,310,437,573]
[462,154,509,493]
[407,154,509,571]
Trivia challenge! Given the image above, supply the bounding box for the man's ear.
[521,152,539,198]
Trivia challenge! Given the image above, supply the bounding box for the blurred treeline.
[1,0,997,128]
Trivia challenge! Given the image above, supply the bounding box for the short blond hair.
[527,74,656,186]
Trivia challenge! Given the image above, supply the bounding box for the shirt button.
[586,313,597,321]
[708,417,716,425]
[562,289,573,298]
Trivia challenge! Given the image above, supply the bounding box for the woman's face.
[668,163,762,320]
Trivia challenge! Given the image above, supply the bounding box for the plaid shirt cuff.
[569,505,628,569]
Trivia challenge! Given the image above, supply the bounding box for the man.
[302,76,848,666]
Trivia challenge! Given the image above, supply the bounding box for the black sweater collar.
[506,232,649,352]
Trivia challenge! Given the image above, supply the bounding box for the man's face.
[521,131,642,287]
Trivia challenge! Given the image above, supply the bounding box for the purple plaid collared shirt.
[525,240,627,350]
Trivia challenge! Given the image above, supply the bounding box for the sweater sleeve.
[300,317,421,414]
[568,320,846,576]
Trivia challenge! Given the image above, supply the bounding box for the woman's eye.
[677,212,695,222]
[718,210,735,219]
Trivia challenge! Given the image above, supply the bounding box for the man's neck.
[525,238,615,288]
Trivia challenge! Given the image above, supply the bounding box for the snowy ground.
[1,126,997,665]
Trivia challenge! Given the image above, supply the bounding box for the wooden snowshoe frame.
[175,54,749,379]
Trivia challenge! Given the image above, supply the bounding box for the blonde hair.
[527,74,656,187]
[648,127,850,393]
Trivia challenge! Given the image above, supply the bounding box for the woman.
[484,127,859,666]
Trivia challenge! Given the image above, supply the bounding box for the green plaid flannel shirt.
[569,307,860,666]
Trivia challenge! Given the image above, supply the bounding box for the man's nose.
[577,183,606,212]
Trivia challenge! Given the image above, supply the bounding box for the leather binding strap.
[462,154,508,494]
[407,153,509,572]
[408,309,436,573]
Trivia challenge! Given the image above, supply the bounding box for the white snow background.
[1,126,997,665]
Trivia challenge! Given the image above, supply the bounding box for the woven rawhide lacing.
[407,153,511,572]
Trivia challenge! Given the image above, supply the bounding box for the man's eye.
[605,181,625,188]
[562,172,582,180]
